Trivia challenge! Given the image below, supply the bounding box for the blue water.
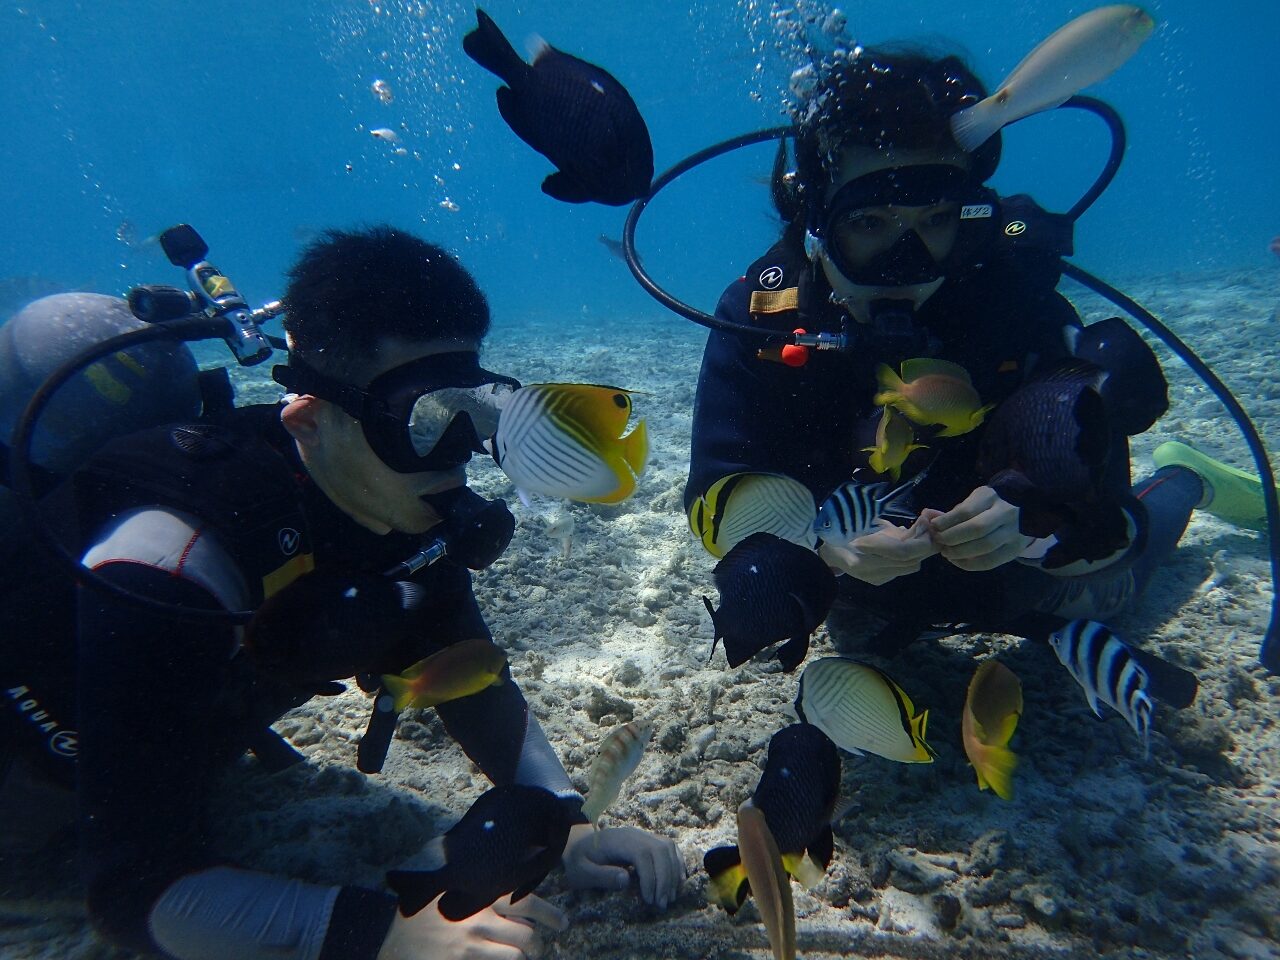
[1,0,1276,337]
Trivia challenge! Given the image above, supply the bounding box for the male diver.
[0,227,681,960]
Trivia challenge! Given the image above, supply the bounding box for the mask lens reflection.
[407,382,514,457]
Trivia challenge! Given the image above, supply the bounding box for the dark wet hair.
[283,226,490,378]
[775,46,999,238]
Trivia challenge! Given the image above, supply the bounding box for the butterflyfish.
[688,471,817,559]
[796,657,936,763]
[491,383,647,504]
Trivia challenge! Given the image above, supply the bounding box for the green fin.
[1153,441,1268,531]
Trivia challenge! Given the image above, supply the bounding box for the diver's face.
[820,145,972,320]
[831,202,960,273]
[283,336,473,536]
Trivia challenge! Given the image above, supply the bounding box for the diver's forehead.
[826,145,971,201]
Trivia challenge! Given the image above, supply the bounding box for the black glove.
[702,532,837,672]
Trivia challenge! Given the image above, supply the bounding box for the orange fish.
[962,659,1022,800]
[862,406,927,480]
[873,359,994,438]
[381,638,508,713]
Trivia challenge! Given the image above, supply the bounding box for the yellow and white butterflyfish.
[688,472,817,558]
[491,383,647,504]
[796,657,936,763]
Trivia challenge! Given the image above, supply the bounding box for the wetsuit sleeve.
[76,510,396,960]
[417,566,581,804]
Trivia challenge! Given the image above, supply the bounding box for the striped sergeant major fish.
[813,472,925,551]
[1048,619,1153,757]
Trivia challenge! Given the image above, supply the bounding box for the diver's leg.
[1129,464,1203,596]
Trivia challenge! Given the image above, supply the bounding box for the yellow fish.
[873,359,994,438]
[687,471,817,558]
[492,384,647,504]
[862,406,927,480]
[381,638,508,713]
[962,659,1022,800]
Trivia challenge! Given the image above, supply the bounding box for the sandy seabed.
[3,266,1279,960]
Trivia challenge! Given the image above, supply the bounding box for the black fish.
[1067,317,1168,437]
[977,358,1129,569]
[244,569,423,685]
[387,784,576,920]
[463,9,653,205]
[703,532,837,672]
[704,723,840,913]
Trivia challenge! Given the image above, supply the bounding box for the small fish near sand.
[380,637,508,713]
[795,657,936,763]
[1048,619,1154,756]
[962,659,1023,800]
[704,532,836,672]
[872,358,994,438]
[387,784,577,920]
[705,723,841,914]
[244,569,423,686]
[950,4,1156,151]
[689,471,817,558]
[370,127,401,143]
[490,383,648,504]
[977,356,1130,569]
[581,719,653,824]
[463,9,654,205]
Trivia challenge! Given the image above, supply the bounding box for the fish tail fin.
[949,99,999,152]
[380,672,419,713]
[703,845,750,913]
[462,9,529,85]
[386,867,448,917]
[580,792,604,825]
[913,709,938,761]
[975,744,1018,801]
[621,419,649,477]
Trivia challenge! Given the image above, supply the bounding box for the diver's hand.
[377,892,565,960]
[819,513,939,585]
[928,486,1033,571]
[561,822,683,910]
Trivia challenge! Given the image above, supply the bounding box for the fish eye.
[611,393,628,408]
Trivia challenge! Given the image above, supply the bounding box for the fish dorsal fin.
[900,358,973,385]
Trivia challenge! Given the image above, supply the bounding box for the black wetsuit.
[685,238,1199,636]
[1,404,578,960]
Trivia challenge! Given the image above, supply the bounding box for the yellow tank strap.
[749,287,799,315]
[261,552,315,599]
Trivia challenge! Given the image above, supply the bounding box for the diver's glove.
[702,532,837,673]
[561,823,684,910]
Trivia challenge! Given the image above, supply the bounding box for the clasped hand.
[820,486,1033,583]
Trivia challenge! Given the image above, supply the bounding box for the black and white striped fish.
[813,474,922,550]
[1048,619,1153,756]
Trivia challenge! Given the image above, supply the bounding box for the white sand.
[3,267,1278,959]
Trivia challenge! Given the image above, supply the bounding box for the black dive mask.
[811,165,990,288]
[273,352,521,473]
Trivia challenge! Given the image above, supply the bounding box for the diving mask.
[810,165,977,288]
[273,351,520,473]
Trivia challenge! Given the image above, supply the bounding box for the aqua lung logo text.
[6,685,78,758]
[758,266,785,290]
[278,527,301,556]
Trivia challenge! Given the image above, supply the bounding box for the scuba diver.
[677,46,1271,666]
[0,227,681,960]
